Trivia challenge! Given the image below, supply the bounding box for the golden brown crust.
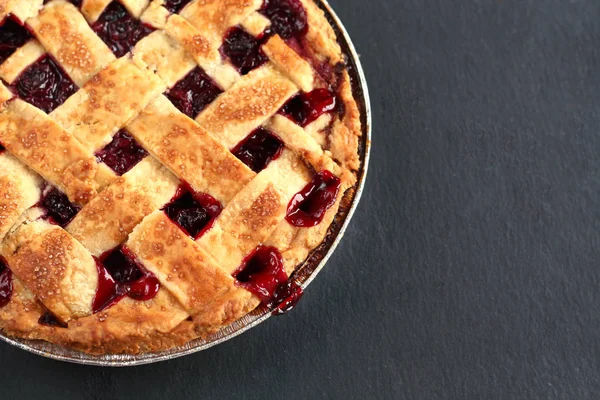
[0,154,42,241]
[0,278,47,339]
[0,99,115,204]
[197,182,285,274]
[163,14,240,89]
[0,0,43,22]
[300,0,344,65]
[195,64,298,148]
[28,0,115,86]
[262,35,315,92]
[66,157,180,257]
[329,71,362,171]
[0,0,364,355]
[55,289,188,354]
[163,15,218,66]
[50,56,165,153]
[127,211,258,325]
[0,281,192,355]
[240,11,270,36]
[80,0,112,22]
[300,0,362,172]
[140,0,170,29]
[180,0,262,48]
[192,288,259,337]
[1,220,97,322]
[196,150,310,274]
[265,173,355,274]
[265,114,340,174]
[132,30,197,87]
[127,96,255,204]
[0,40,46,84]
[0,81,12,106]
[48,289,189,355]
[119,0,150,18]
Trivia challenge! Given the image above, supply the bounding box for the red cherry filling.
[286,170,341,227]
[0,257,12,308]
[13,55,78,113]
[38,311,67,328]
[234,246,305,313]
[271,280,303,315]
[39,185,81,227]
[0,17,32,65]
[234,245,289,302]
[231,128,284,172]
[163,188,222,239]
[92,246,160,313]
[102,246,144,283]
[93,258,122,312]
[92,2,154,57]
[280,89,337,127]
[163,0,193,14]
[166,67,222,119]
[221,0,308,73]
[260,0,308,40]
[0,143,4,153]
[221,27,268,75]
[95,130,148,175]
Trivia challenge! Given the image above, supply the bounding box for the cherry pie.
[0,0,361,355]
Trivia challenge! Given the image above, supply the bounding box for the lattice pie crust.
[0,0,361,354]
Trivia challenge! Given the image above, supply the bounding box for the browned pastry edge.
[0,185,358,355]
[300,0,362,172]
[0,0,364,355]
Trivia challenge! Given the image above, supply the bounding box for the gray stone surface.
[2,0,600,398]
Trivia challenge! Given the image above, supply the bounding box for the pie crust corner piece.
[0,0,363,355]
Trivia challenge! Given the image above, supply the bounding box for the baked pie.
[0,0,362,355]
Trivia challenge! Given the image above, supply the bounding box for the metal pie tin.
[0,0,371,366]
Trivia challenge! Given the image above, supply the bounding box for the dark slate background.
[2,0,600,398]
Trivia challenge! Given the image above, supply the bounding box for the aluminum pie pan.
[0,0,372,366]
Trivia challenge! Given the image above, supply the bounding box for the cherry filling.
[92,2,154,57]
[0,17,32,65]
[0,257,12,308]
[102,246,144,283]
[95,130,148,175]
[0,143,4,153]
[163,188,223,239]
[38,311,67,328]
[39,186,81,227]
[221,27,268,75]
[231,128,284,172]
[234,246,304,313]
[221,0,310,74]
[280,89,337,127]
[166,67,223,119]
[163,0,193,14]
[271,280,303,315]
[234,245,289,302]
[286,170,341,227]
[13,55,78,113]
[92,246,160,313]
[259,0,308,40]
